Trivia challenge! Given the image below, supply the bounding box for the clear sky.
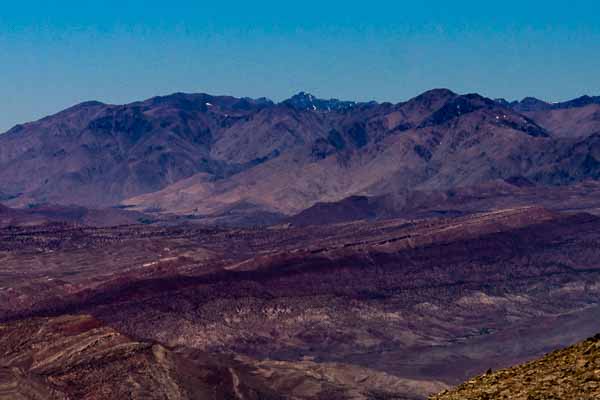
[1,0,600,132]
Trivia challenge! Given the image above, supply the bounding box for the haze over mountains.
[1,88,599,225]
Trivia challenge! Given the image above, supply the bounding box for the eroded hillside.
[1,207,599,398]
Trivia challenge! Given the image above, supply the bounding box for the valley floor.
[1,207,599,399]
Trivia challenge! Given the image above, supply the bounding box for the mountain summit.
[280,91,359,111]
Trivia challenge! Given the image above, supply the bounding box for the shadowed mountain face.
[1,89,599,225]
[1,207,599,398]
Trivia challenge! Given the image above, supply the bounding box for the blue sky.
[1,0,600,131]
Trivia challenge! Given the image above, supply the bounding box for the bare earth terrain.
[0,207,599,399]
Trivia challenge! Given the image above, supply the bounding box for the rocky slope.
[430,333,600,400]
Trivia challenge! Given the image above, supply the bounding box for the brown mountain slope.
[524,103,600,138]
[430,333,600,400]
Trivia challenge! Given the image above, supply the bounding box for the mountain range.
[1,89,599,224]
[2,88,600,398]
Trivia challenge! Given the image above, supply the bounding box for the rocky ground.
[430,333,600,400]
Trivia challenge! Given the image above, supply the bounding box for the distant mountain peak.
[418,88,457,98]
[497,94,600,112]
[405,88,458,110]
[76,100,106,108]
[554,95,600,109]
[281,92,358,111]
[519,97,552,110]
[293,91,316,99]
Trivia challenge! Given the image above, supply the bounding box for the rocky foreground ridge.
[431,334,600,400]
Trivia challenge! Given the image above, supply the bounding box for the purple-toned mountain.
[0,94,273,207]
[0,89,599,224]
[124,91,599,221]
